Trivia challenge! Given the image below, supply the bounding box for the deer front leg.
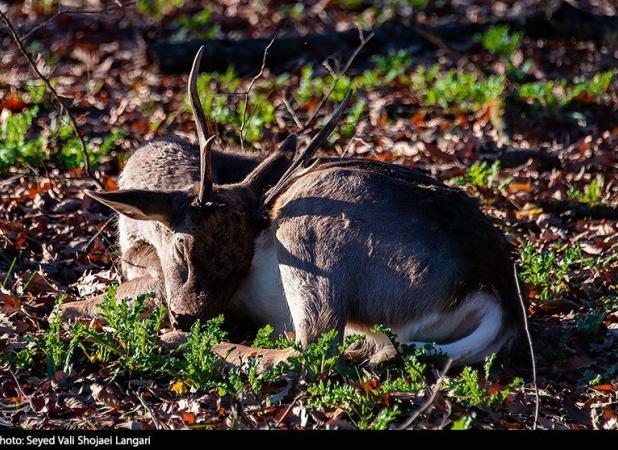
[278,263,346,350]
[157,331,299,373]
[51,273,163,323]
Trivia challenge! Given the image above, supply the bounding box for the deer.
[54,46,525,368]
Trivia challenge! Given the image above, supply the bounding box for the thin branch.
[21,1,137,41]
[301,27,374,133]
[0,8,101,187]
[135,391,164,430]
[261,90,353,210]
[274,393,306,428]
[282,95,303,129]
[239,29,281,151]
[513,263,539,430]
[398,357,453,430]
[9,370,35,412]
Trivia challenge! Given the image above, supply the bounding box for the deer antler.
[261,90,353,209]
[188,46,215,205]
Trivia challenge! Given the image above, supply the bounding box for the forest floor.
[0,0,617,430]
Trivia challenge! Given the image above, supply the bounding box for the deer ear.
[277,132,298,155]
[85,189,186,227]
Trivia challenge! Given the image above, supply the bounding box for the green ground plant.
[451,161,510,191]
[518,71,614,108]
[70,287,170,376]
[567,175,605,204]
[519,243,585,302]
[3,286,526,429]
[447,354,522,407]
[190,68,275,143]
[0,106,46,172]
[412,67,505,114]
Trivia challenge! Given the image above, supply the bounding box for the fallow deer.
[57,47,524,367]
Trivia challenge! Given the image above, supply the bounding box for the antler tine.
[189,45,215,205]
[262,90,353,208]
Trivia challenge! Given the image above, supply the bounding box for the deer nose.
[173,313,198,331]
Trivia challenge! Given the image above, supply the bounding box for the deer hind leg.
[396,291,514,365]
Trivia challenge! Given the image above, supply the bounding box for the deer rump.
[229,158,522,365]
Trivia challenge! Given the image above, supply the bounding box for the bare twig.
[239,29,281,151]
[261,89,353,210]
[0,8,102,187]
[83,216,115,251]
[513,263,539,430]
[398,357,453,430]
[281,95,303,129]
[274,393,306,428]
[9,370,35,412]
[135,391,164,430]
[21,1,137,41]
[301,27,374,133]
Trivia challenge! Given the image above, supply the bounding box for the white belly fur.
[229,227,293,334]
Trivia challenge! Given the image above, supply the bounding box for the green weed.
[451,161,510,191]
[519,243,584,302]
[518,71,614,108]
[137,0,186,20]
[71,286,169,376]
[567,175,604,204]
[0,106,46,172]
[178,316,228,390]
[413,68,505,113]
[190,69,275,143]
[447,354,522,407]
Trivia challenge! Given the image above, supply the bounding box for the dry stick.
[83,216,115,251]
[0,8,102,188]
[21,1,137,41]
[261,89,353,210]
[282,95,303,129]
[239,29,281,151]
[136,391,164,430]
[513,263,539,430]
[301,27,374,134]
[397,357,453,430]
[9,370,35,412]
[274,393,306,428]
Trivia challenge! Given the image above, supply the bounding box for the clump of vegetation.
[174,9,221,40]
[177,316,228,391]
[478,25,531,81]
[567,175,605,204]
[479,25,523,62]
[252,324,294,349]
[70,287,170,376]
[0,85,124,173]
[412,66,505,114]
[0,106,46,172]
[518,71,615,108]
[137,0,186,20]
[447,354,522,407]
[451,161,510,191]
[519,243,584,302]
[44,299,80,377]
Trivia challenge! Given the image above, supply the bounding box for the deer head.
[85,46,351,330]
